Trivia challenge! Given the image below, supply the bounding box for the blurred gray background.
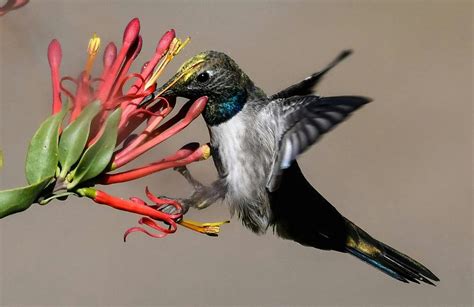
[0,1,472,306]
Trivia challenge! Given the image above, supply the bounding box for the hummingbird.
[151,50,439,285]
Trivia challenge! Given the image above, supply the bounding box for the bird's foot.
[160,166,227,234]
[172,165,223,210]
[174,165,205,191]
[158,186,217,214]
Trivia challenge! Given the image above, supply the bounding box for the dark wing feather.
[266,95,371,192]
[269,50,353,100]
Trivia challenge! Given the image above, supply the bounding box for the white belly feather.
[210,112,253,198]
[209,108,274,233]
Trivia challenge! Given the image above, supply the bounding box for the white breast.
[209,107,275,233]
[210,112,253,198]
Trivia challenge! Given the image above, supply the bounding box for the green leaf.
[25,107,67,184]
[0,177,52,219]
[67,108,122,189]
[58,101,101,178]
[0,149,3,171]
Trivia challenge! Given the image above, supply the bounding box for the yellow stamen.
[179,219,230,236]
[174,37,190,55]
[144,36,191,89]
[85,33,101,75]
[87,33,101,55]
[152,59,205,97]
[144,57,172,89]
[168,37,180,55]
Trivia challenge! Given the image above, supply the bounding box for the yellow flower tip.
[179,219,230,236]
[200,144,211,160]
[87,33,101,56]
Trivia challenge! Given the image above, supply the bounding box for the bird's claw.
[158,188,215,215]
[157,195,190,216]
[160,204,181,215]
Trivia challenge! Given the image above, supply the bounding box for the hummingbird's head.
[159,51,261,126]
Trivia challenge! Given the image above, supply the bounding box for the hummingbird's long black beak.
[156,73,180,97]
[138,73,180,108]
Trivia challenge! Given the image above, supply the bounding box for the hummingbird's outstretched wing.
[266,95,370,192]
[269,50,353,100]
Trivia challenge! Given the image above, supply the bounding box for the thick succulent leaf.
[67,108,121,189]
[0,176,52,218]
[25,107,67,184]
[58,101,101,178]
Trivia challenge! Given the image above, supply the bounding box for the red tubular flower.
[81,186,229,240]
[50,18,195,154]
[112,96,208,169]
[96,18,140,104]
[124,217,171,240]
[101,42,117,80]
[116,96,176,146]
[22,18,230,240]
[78,187,182,241]
[116,96,174,159]
[118,30,175,127]
[109,35,143,100]
[47,39,62,114]
[70,72,93,121]
[0,17,231,241]
[100,143,209,184]
[92,189,181,220]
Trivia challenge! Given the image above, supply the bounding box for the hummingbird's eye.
[196,71,210,83]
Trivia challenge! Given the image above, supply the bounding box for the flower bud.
[123,18,140,45]
[156,29,175,56]
[47,39,62,69]
[103,42,117,69]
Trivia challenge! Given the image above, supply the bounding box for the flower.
[77,187,182,241]
[77,186,228,241]
[48,18,207,186]
[0,18,229,240]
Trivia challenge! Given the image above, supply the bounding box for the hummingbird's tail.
[270,162,438,285]
[343,218,439,285]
